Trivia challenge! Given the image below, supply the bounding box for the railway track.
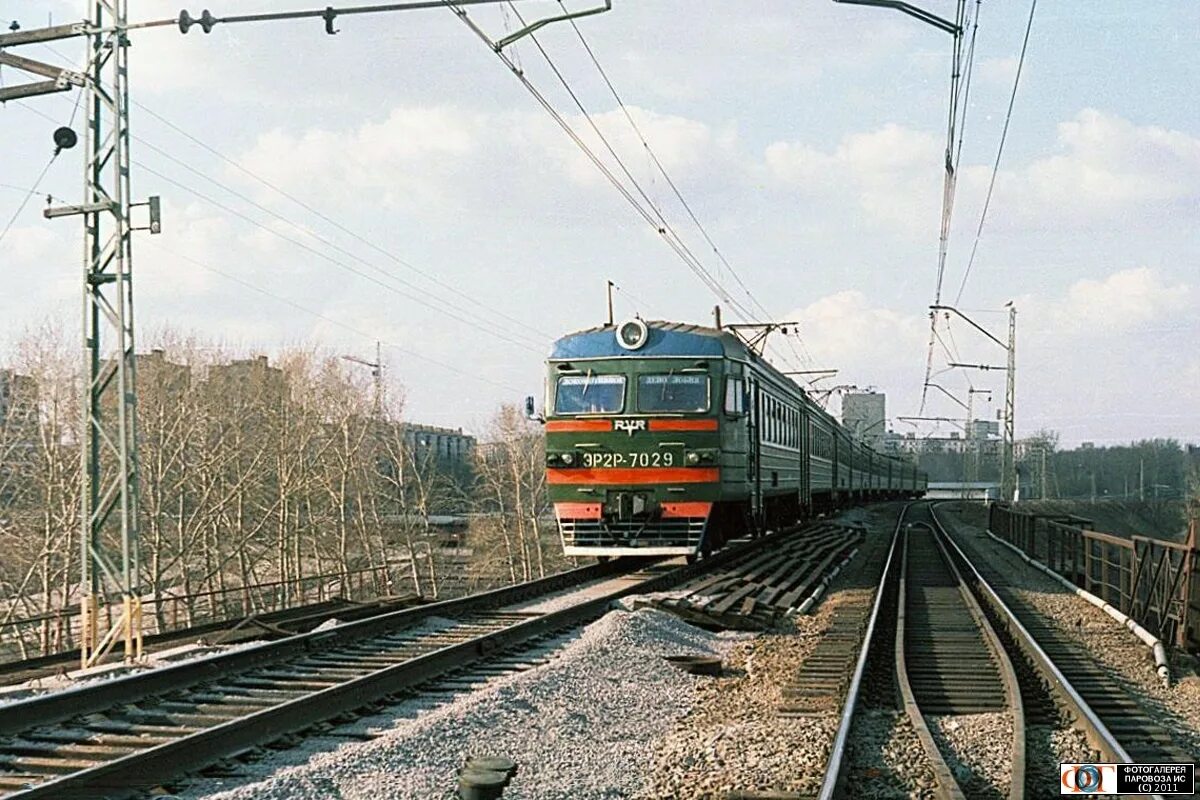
[819,501,1189,800]
[894,506,1024,799]
[932,504,1194,769]
[0,523,821,799]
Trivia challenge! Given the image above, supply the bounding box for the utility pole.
[342,344,384,417]
[964,387,990,497]
[939,301,1017,503]
[1,0,606,669]
[1003,304,1017,503]
[2,1,161,668]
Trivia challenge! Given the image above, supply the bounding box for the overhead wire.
[0,151,58,250]
[129,134,549,350]
[0,86,83,250]
[498,2,759,325]
[13,96,550,356]
[140,238,525,394]
[918,0,981,414]
[128,100,557,344]
[549,2,818,371]
[954,0,1038,305]
[445,0,819,380]
[28,41,555,348]
[133,160,546,356]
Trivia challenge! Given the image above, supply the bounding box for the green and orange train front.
[545,319,734,557]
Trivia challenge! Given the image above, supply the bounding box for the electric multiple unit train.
[540,318,927,559]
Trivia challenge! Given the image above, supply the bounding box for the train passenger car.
[540,319,925,559]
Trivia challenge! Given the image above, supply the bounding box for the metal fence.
[0,564,400,664]
[988,503,1199,652]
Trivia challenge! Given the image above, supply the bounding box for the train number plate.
[581,450,677,468]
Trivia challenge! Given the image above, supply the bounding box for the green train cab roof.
[551,320,751,361]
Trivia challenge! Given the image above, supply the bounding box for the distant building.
[401,423,475,477]
[138,349,191,399]
[205,355,287,409]
[969,419,999,440]
[842,392,886,446]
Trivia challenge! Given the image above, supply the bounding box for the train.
[537,318,927,559]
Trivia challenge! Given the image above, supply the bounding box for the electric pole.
[940,302,1017,503]
[1,0,607,669]
[1003,304,1017,503]
[342,343,384,418]
[2,1,159,667]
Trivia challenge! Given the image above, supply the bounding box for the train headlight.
[561,452,575,465]
[686,451,701,465]
[616,318,649,350]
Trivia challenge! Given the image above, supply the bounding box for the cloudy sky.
[1,1,1196,445]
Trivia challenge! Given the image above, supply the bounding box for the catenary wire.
[954,0,1038,305]
[128,101,556,343]
[919,0,981,414]
[548,2,818,371]
[140,238,526,394]
[0,151,58,250]
[446,2,806,372]
[133,161,546,356]
[30,42,555,346]
[12,98,545,356]
[129,133,548,351]
[501,3,760,326]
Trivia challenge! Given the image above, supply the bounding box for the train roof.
[550,320,749,360]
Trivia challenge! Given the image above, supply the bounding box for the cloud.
[235,106,482,211]
[1050,267,1191,334]
[963,109,1200,229]
[765,123,942,235]
[977,56,1019,87]
[769,266,1197,445]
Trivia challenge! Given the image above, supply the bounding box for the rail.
[816,502,909,800]
[0,523,811,797]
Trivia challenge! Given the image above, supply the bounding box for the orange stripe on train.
[547,467,720,485]
[553,502,602,520]
[546,419,611,432]
[648,419,718,431]
[662,501,713,518]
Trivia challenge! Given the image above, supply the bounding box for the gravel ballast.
[637,505,903,799]
[182,607,739,800]
[927,712,1012,800]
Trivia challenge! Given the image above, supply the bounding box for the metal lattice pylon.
[1001,306,1017,503]
[78,0,143,667]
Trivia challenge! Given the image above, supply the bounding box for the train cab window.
[637,374,709,413]
[724,378,745,415]
[555,374,625,414]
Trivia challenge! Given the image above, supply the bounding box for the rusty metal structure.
[989,503,1199,652]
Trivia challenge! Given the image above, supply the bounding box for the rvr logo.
[613,419,647,436]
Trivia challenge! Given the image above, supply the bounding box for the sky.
[0,1,1196,446]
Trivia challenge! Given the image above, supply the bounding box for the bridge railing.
[0,564,400,665]
[988,502,1199,653]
